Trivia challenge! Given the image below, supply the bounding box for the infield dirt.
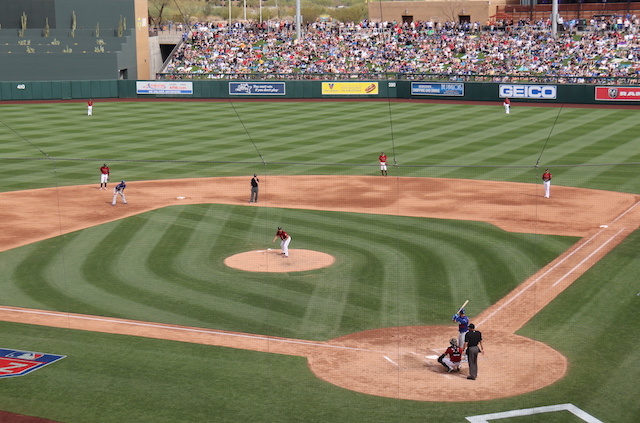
[1,176,639,402]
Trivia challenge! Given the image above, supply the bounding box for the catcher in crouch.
[437,338,463,373]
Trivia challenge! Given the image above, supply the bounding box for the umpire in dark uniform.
[463,323,484,380]
[249,174,259,203]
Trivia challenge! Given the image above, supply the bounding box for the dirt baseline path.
[1,176,639,402]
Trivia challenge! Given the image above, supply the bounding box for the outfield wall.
[0,79,638,105]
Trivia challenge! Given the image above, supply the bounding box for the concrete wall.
[134,0,150,79]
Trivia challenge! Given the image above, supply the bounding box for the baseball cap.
[121,180,126,183]
[278,226,282,230]
[469,323,475,329]
[254,174,257,177]
[459,308,465,314]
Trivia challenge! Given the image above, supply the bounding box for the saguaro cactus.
[117,15,123,37]
[19,12,27,37]
[71,11,76,37]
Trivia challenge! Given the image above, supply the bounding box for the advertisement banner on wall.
[411,82,464,96]
[322,82,378,95]
[229,82,286,95]
[595,86,640,101]
[499,84,557,99]
[136,81,193,94]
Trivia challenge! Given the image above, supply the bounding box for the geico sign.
[499,85,557,99]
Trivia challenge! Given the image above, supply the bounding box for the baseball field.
[0,99,638,422]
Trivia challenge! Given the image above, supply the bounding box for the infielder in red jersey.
[272,226,291,258]
[379,152,388,176]
[542,168,552,198]
[437,338,463,373]
[99,163,110,190]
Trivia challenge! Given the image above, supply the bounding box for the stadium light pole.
[296,0,301,40]
[552,0,558,37]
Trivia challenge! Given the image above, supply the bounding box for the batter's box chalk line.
[466,403,603,423]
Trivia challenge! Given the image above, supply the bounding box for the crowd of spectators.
[159,16,640,83]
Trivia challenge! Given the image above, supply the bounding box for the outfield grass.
[0,101,638,422]
[0,101,639,192]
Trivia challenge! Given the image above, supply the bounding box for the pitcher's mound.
[225,249,335,272]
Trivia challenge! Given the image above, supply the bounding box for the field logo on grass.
[0,348,65,378]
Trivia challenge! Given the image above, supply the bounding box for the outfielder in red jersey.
[437,338,463,372]
[379,152,388,176]
[272,226,292,258]
[87,99,93,116]
[99,163,110,190]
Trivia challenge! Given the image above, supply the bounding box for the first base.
[176,196,186,200]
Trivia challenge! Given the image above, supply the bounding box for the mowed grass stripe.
[12,233,117,315]
[542,109,640,163]
[0,101,639,194]
[390,109,561,166]
[0,204,577,339]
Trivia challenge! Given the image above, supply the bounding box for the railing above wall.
[155,72,640,86]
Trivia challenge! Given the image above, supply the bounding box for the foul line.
[610,200,640,224]
[551,227,626,288]
[383,356,398,366]
[0,306,376,353]
[476,227,605,326]
[477,198,640,328]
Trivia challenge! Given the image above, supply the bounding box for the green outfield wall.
[0,79,638,105]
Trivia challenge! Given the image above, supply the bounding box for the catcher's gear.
[437,354,446,365]
[450,338,458,347]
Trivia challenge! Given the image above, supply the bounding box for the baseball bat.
[456,300,469,315]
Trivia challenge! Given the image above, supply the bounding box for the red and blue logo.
[0,348,65,378]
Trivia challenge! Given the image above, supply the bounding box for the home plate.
[176,196,186,200]
[425,355,440,360]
